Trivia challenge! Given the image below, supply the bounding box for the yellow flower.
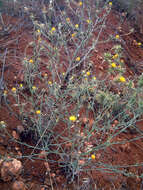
[66,17,70,22]
[51,27,56,32]
[93,76,96,80]
[86,71,91,76]
[36,110,41,114]
[62,72,65,76]
[137,42,141,46]
[37,29,40,33]
[69,115,77,122]
[112,54,118,59]
[19,84,23,88]
[111,62,117,68]
[109,2,112,6]
[119,76,126,83]
[115,34,119,39]
[70,76,74,80]
[0,121,6,127]
[71,33,76,38]
[86,19,91,24]
[75,24,79,28]
[11,87,16,93]
[84,77,87,81]
[3,90,8,95]
[76,57,80,61]
[48,81,52,85]
[32,86,37,90]
[0,121,5,125]
[79,1,83,6]
[29,59,34,63]
[91,154,96,160]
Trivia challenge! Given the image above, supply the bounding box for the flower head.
[112,54,118,59]
[109,2,112,6]
[0,121,5,125]
[32,86,37,90]
[51,27,56,31]
[37,29,40,33]
[75,24,79,28]
[36,110,41,114]
[51,27,56,33]
[69,115,77,122]
[91,154,96,160]
[115,34,119,39]
[78,1,83,6]
[19,84,23,88]
[119,76,126,83]
[0,121,6,128]
[111,62,117,68]
[76,57,80,62]
[86,71,90,76]
[72,32,76,38]
[3,90,8,96]
[86,19,91,24]
[93,76,96,80]
[66,17,70,22]
[29,59,34,63]
[137,42,141,46]
[48,81,52,85]
[11,87,16,93]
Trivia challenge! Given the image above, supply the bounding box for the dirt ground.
[0,3,143,190]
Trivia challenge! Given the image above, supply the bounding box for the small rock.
[0,159,22,182]
[12,180,26,190]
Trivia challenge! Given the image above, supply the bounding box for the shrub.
[1,0,143,188]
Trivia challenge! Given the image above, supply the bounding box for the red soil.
[0,6,143,190]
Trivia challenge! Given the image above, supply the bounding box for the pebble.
[0,158,22,182]
[12,180,26,190]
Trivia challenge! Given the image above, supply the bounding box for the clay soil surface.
[0,3,143,190]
